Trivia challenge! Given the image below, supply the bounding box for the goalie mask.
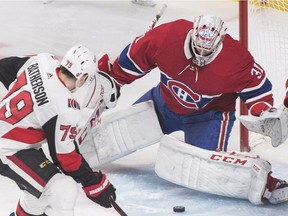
[191,15,227,67]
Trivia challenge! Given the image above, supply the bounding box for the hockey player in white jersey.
[0,45,118,216]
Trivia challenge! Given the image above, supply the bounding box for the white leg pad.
[249,159,272,204]
[78,101,163,169]
[155,133,271,205]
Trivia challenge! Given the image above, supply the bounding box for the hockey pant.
[0,148,78,216]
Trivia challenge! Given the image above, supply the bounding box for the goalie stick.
[147,3,167,31]
[110,196,128,216]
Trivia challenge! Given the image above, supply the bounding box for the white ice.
[0,1,288,215]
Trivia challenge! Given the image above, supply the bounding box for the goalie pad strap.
[155,133,271,204]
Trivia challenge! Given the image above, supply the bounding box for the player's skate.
[264,173,288,204]
[131,0,156,7]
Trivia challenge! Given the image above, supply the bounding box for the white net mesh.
[248,0,288,105]
[247,0,288,153]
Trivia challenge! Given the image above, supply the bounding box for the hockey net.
[240,0,288,160]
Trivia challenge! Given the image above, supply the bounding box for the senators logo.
[68,98,80,110]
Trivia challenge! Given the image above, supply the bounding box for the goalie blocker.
[155,132,288,205]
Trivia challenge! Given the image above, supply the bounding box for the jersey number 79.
[0,71,33,125]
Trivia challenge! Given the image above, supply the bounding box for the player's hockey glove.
[82,171,116,208]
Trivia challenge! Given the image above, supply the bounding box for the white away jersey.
[0,53,81,156]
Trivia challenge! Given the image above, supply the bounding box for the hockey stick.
[147,3,168,31]
[110,196,128,216]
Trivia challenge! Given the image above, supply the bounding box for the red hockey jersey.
[111,19,273,115]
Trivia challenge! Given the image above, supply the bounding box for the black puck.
[173,206,185,212]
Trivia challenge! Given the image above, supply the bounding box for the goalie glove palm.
[82,171,116,208]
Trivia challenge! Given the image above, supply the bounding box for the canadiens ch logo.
[167,80,200,109]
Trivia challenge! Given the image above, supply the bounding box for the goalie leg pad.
[155,133,271,204]
[249,159,271,204]
[78,101,163,169]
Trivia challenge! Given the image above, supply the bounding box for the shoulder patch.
[68,98,80,110]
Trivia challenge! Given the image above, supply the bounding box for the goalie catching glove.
[82,171,116,208]
[239,105,288,147]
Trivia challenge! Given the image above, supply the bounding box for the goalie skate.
[268,180,288,204]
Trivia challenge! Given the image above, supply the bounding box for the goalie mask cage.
[239,0,288,152]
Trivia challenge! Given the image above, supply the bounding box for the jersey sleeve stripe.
[245,91,273,104]
[240,75,267,93]
[119,45,147,76]
[238,78,272,103]
[2,127,46,144]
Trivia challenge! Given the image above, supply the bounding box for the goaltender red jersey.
[111,19,273,115]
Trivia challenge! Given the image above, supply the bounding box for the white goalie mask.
[191,15,227,67]
[61,44,98,89]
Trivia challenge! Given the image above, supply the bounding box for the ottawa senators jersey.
[111,19,274,115]
[0,53,81,158]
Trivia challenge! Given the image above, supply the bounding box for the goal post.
[239,0,288,152]
[239,0,250,152]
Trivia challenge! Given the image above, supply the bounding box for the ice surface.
[0,1,288,215]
